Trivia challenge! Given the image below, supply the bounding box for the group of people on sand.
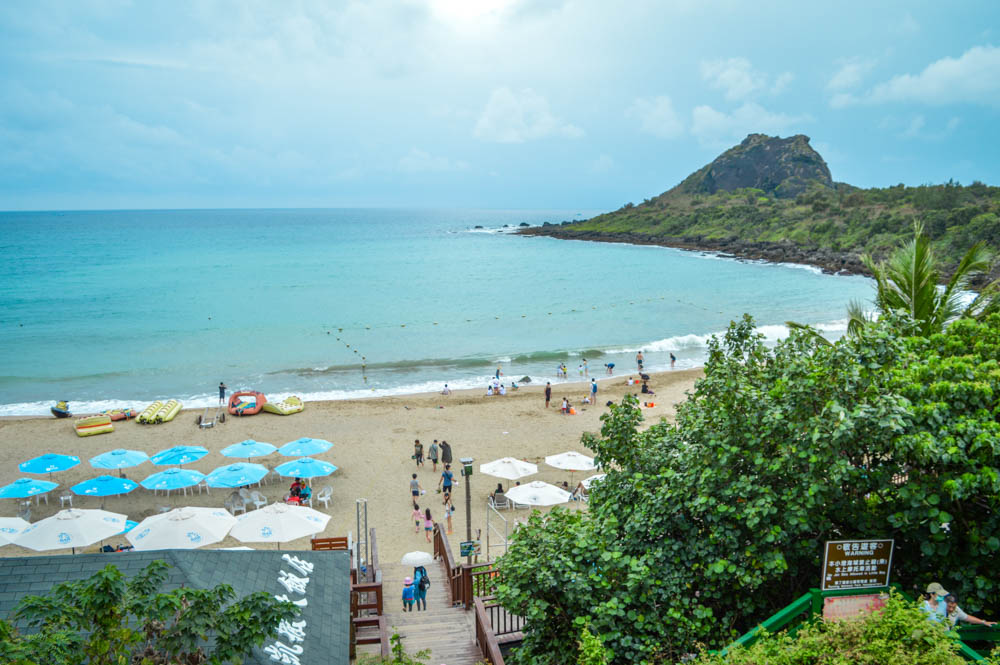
[408,438,456,544]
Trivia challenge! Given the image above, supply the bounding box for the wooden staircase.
[375,559,483,665]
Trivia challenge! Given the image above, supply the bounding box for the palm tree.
[790,223,999,340]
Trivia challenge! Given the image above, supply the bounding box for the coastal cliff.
[522,134,1000,281]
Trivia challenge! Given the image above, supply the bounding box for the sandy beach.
[0,369,701,563]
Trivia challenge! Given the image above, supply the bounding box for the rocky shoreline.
[518,227,870,277]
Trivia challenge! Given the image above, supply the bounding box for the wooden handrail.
[433,523,463,606]
[474,596,506,665]
[351,581,383,616]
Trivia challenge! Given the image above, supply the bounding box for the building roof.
[0,549,350,664]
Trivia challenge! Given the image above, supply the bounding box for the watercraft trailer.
[197,406,226,428]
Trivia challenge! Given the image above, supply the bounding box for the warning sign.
[821,539,894,591]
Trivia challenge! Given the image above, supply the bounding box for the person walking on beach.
[591,378,597,403]
[423,507,433,543]
[412,502,422,534]
[545,382,552,408]
[218,382,227,405]
[409,473,422,501]
[413,439,424,467]
[440,440,453,465]
[428,440,440,472]
[636,351,644,371]
[439,464,454,503]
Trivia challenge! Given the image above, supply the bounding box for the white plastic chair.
[196,480,211,495]
[249,490,267,510]
[59,492,74,508]
[225,496,247,516]
[239,488,251,502]
[315,486,332,509]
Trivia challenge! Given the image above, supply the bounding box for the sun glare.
[427,0,517,24]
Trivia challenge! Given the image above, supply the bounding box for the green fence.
[717,585,998,661]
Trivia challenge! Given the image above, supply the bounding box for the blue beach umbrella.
[71,475,139,498]
[204,463,268,488]
[273,457,338,479]
[20,453,81,478]
[0,477,59,499]
[221,439,277,460]
[90,449,150,475]
[140,468,206,493]
[150,446,209,467]
[118,520,139,535]
[278,437,333,457]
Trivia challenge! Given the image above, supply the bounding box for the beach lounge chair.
[249,490,267,510]
[490,495,510,510]
[315,486,333,509]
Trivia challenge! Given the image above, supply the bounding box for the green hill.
[522,134,1000,282]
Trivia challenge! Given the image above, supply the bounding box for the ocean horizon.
[0,208,874,416]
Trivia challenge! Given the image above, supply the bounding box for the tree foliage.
[848,223,999,336]
[496,313,1000,664]
[0,560,298,665]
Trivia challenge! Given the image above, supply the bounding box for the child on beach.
[402,576,415,612]
[444,496,455,534]
[409,473,422,500]
[424,508,433,542]
[413,439,424,467]
[412,502,422,533]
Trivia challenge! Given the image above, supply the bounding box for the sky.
[1,0,998,211]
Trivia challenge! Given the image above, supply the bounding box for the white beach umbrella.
[581,473,607,490]
[505,481,571,507]
[230,503,330,547]
[14,508,128,552]
[401,551,434,567]
[0,517,31,545]
[127,507,236,551]
[479,457,538,481]
[544,451,597,471]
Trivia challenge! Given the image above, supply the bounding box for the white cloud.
[772,72,794,94]
[397,148,468,173]
[690,102,809,147]
[626,95,684,139]
[827,57,875,91]
[700,57,767,100]
[894,12,920,35]
[901,115,925,138]
[590,154,615,173]
[473,87,583,143]
[836,45,1000,107]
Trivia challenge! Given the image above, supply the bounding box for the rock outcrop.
[674,133,832,198]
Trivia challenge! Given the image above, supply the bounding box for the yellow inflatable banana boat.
[137,399,182,424]
[75,415,114,437]
[137,401,163,424]
[262,396,304,415]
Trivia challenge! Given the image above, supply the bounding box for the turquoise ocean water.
[0,208,874,415]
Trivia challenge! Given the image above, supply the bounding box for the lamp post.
[460,456,474,565]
